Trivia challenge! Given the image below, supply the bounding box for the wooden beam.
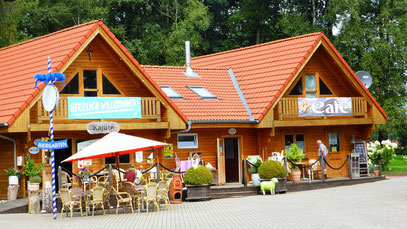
[30,122,169,132]
[274,118,374,127]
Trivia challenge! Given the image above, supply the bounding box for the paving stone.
[0,177,406,229]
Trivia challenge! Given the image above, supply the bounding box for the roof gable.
[0,20,187,126]
[191,32,387,121]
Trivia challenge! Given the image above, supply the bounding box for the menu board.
[354,140,367,162]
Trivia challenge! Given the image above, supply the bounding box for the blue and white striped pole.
[48,57,57,220]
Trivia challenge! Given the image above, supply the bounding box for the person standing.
[317,140,328,180]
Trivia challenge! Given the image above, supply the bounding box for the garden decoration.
[260,178,278,195]
[33,57,65,220]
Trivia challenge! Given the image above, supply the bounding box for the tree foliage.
[0,0,406,148]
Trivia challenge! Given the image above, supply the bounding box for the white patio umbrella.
[62,132,167,180]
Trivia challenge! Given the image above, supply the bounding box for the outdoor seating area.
[57,166,173,218]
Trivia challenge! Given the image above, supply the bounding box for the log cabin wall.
[267,124,375,178]
[163,128,259,171]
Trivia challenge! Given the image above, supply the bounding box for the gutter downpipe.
[0,135,17,170]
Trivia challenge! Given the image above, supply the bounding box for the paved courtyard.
[0,177,406,229]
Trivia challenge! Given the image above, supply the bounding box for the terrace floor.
[0,176,406,229]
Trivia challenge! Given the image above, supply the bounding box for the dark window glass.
[178,135,195,142]
[60,73,79,94]
[102,74,120,94]
[329,133,340,152]
[296,134,305,152]
[319,78,333,95]
[289,79,303,95]
[105,154,130,164]
[84,91,98,97]
[83,70,97,89]
[285,135,294,152]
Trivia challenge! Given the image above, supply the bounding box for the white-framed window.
[187,86,217,99]
[160,86,183,99]
[177,133,198,149]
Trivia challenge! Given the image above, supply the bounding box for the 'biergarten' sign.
[68,97,142,119]
[37,139,69,150]
[87,121,120,134]
[298,97,352,117]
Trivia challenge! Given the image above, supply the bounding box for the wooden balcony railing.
[37,97,161,122]
[277,97,368,120]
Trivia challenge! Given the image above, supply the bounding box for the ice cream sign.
[298,97,352,117]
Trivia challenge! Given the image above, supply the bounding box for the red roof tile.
[143,66,250,121]
[191,32,387,120]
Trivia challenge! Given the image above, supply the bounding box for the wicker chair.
[141,182,159,213]
[90,186,105,216]
[112,187,134,214]
[122,182,141,213]
[60,171,72,189]
[59,188,82,218]
[97,175,109,187]
[103,185,112,214]
[309,159,322,180]
[156,181,170,210]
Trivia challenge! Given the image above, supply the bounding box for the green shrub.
[29,176,42,183]
[184,165,213,185]
[5,168,21,177]
[258,160,286,179]
[22,156,44,177]
[248,158,262,174]
[286,144,305,170]
[248,166,257,174]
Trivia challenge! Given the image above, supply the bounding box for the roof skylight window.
[188,86,217,100]
[160,86,183,99]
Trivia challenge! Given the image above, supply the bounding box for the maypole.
[34,57,65,220]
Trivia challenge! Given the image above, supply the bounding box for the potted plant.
[29,176,41,191]
[6,168,21,185]
[247,158,262,187]
[22,156,44,191]
[184,165,213,200]
[258,160,287,193]
[286,143,305,183]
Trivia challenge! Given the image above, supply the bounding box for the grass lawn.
[383,155,407,176]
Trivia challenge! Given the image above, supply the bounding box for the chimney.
[184,41,199,78]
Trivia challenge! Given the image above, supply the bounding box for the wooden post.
[284,157,288,178]
[57,166,62,190]
[108,164,112,187]
[157,163,161,183]
[242,159,247,187]
[320,156,325,182]
[348,155,352,179]
[378,153,382,177]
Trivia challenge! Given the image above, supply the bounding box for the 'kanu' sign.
[298,97,352,117]
[87,121,120,134]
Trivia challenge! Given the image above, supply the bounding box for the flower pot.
[373,170,379,176]
[251,173,261,187]
[8,176,19,185]
[29,183,40,191]
[185,184,211,201]
[7,185,19,200]
[291,170,301,184]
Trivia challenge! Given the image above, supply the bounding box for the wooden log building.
[0,21,387,198]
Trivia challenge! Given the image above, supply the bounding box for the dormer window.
[288,73,333,97]
[61,69,122,96]
[188,86,217,100]
[160,86,183,99]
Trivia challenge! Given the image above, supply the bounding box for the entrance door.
[224,138,240,183]
[217,138,226,185]
[54,139,72,192]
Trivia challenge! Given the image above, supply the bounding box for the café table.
[296,162,309,181]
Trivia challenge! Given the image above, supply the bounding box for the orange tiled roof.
[143,66,251,121]
[0,20,188,125]
[191,32,387,120]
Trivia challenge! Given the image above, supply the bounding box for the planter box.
[8,176,19,185]
[29,183,40,191]
[258,178,287,194]
[185,184,211,201]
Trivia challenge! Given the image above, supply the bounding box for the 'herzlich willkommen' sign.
[37,139,69,150]
[68,97,141,119]
[298,97,352,117]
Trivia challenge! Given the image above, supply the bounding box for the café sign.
[68,97,142,119]
[298,97,352,117]
[87,121,120,134]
